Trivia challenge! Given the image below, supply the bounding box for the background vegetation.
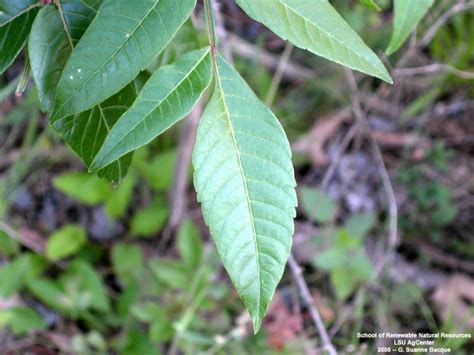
[1,0,473,353]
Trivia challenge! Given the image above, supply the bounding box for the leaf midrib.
[92,48,210,168]
[215,58,262,314]
[278,0,387,80]
[54,0,161,117]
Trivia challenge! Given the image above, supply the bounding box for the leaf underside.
[91,47,212,171]
[193,53,297,332]
[386,0,433,55]
[236,0,392,83]
[0,0,36,26]
[52,0,196,120]
[0,9,37,75]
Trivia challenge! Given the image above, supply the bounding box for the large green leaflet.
[236,0,392,83]
[193,54,297,331]
[91,47,212,171]
[29,6,71,112]
[0,9,36,75]
[52,0,196,121]
[0,0,36,26]
[386,0,433,55]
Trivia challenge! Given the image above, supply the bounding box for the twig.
[395,63,474,80]
[265,42,294,106]
[420,1,474,48]
[288,254,337,355]
[344,69,398,267]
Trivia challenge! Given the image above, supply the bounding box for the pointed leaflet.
[235,0,392,83]
[52,0,196,120]
[0,0,37,26]
[29,1,102,112]
[0,9,36,75]
[29,6,71,112]
[193,54,297,331]
[386,0,433,55]
[54,84,136,182]
[91,47,212,171]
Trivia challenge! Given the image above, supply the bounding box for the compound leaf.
[386,0,433,55]
[0,9,36,75]
[91,47,212,171]
[193,53,297,332]
[52,0,196,120]
[236,0,392,83]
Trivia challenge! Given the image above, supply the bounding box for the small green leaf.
[52,0,197,120]
[0,230,19,256]
[177,219,203,269]
[111,243,144,287]
[300,187,337,223]
[0,9,37,75]
[138,150,180,191]
[345,212,376,240]
[193,53,297,332]
[359,0,381,11]
[236,0,392,83]
[0,0,36,26]
[0,254,31,297]
[90,47,212,171]
[130,203,169,237]
[149,259,190,289]
[105,173,136,218]
[46,224,87,261]
[0,307,46,335]
[386,0,434,55]
[53,172,111,205]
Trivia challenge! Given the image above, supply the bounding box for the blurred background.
[0,0,473,353]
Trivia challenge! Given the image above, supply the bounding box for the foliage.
[0,0,440,334]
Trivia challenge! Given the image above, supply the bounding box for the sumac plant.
[2,0,406,332]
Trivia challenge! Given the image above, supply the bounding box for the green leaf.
[60,260,111,313]
[54,85,137,182]
[130,203,169,237]
[0,0,37,26]
[52,0,197,120]
[0,230,19,256]
[53,172,111,205]
[386,0,434,55]
[345,212,376,240]
[235,0,392,83]
[105,173,136,218]
[177,219,203,269]
[29,5,72,112]
[138,149,180,191]
[61,0,102,44]
[192,53,297,332]
[300,186,337,223]
[111,243,144,287]
[0,254,31,297]
[90,47,212,171]
[149,259,190,289]
[0,307,46,335]
[359,0,381,11]
[46,224,87,261]
[0,9,37,75]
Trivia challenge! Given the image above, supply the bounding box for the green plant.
[1,0,436,332]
